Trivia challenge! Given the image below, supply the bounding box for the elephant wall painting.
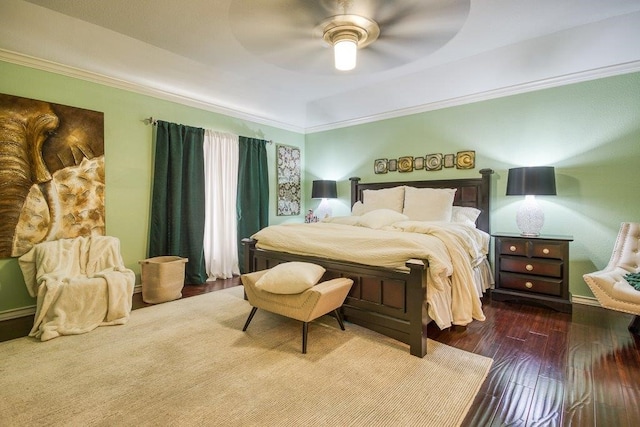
[0,93,105,258]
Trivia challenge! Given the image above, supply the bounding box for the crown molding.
[0,49,305,134]
[305,60,640,134]
[2,49,639,135]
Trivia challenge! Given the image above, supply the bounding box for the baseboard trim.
[0,305,36,321]
[571,295,601,307]
[0,286,143,322]
[0,289,600,321]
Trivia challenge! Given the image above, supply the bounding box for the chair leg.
[629,315,640,336]
[242,307,258,331]
[334,309,345,331]
[302,322,308,354]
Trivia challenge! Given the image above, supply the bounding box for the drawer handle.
[543,248,550,255]
[509,245,517,252]
[526,264,534,271]
[525,281,533,289]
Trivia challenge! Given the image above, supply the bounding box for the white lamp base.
[315,198,332,220]
[516,195,544,237]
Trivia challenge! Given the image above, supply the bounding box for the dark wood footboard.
[242,238,428,357]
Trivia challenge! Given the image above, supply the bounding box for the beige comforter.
[19,236,135,341]
[252,220,489,329]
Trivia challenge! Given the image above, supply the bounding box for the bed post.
[349,177,360,208]
[406,259,427,357]
[241,238,257,274]
[477,169,494,233]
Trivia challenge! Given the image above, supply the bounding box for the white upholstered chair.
[583,222,640,335]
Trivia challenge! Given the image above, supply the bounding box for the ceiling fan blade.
[228,0,469,74]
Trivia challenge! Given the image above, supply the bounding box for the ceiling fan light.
[333,32,358,71]
[334,38,357,71]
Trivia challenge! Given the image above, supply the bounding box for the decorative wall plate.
[388,159,397,172]
[456,150,475,169]
[413,157,424,170]
[426,153,443,171]
[444,154,455,168]
[398,156,413,172]
[374,158,388,174]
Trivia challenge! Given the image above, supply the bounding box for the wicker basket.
[139,256,188,304]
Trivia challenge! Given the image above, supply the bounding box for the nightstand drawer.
[499,239,527,256]
[499,273,563,296]
[530,242,564,259]
[500,256,563,278]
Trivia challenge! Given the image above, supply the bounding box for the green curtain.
[237,136,269,273]
[149,120,207,284]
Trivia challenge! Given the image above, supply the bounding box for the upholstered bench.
[241,262,353,353]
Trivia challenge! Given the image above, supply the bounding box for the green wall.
[305,71,640,299]
[0,60,304,314]
[2,58,639,315]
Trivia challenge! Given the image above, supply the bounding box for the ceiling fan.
[229,0,470,74]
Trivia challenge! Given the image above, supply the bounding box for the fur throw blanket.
[19,236,135,341]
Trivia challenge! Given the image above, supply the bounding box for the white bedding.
[251,218,493,329]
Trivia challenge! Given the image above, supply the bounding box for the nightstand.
[492,233,573,313]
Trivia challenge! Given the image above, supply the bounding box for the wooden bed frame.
[243,168,493,357]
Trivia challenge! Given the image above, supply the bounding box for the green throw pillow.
[624,272,640,291]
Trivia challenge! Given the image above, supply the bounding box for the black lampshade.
[506,167,556,196]
[311,180,337,199]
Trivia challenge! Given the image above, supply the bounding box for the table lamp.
[506,166,556,236]
[312,180,337,220]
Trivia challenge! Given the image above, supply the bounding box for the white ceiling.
[2,0,640,133]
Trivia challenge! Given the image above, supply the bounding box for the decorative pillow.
[255,262,326,294]
[351,200,365,216]
[451,206,481,226]
[402,187,457,222]
[358,209,409,229]
[362,186,405,213]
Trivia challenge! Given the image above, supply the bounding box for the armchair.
[583,222,640,335]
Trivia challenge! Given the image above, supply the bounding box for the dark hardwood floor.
[3,279,639,426]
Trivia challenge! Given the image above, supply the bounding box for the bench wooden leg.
[242,307,258,331]
[629,315,640,336]
[302,322,308,354]
[334,309,345,330]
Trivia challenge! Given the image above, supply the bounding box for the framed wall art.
[413,157,424,170]
[456,150,476,169]
[276,144,301,216]
[0,93,105,258]
[374,158,388,174]
[398,156,414,173]
[444,154,456,168]
[426,153,443,171]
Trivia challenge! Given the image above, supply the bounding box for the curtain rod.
[144,117,272,144]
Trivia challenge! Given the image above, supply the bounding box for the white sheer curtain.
[203,130,240,279]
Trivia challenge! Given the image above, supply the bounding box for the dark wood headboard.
[350,168,494,233]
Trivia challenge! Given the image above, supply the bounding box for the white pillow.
[402,187,457,222]
[255,262,326,294]
[358,209,409,229]
[451,206,481,226]
[322,215,360,226]
[351,200,365,216]
[362,186,405,213]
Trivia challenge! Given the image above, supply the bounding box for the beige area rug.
[0,287,492,426]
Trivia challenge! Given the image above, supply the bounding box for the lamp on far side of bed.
[506,166,556,237]
[312,180,337,220]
